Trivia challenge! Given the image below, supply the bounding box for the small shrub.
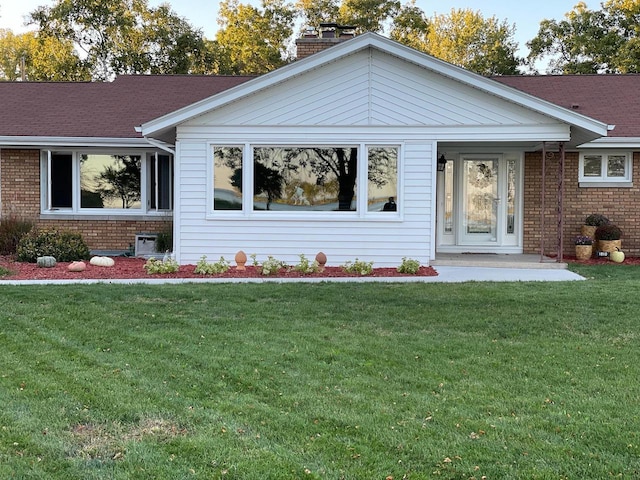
[341,258,374,276]
[293,254,320,274]
[0,265,12,277]
[143,257,179,274]
[16,228,90,263]
[397,257,421,274]
[155,225,173,253]
[595,224,622,241]
[585,214,610,227]
[250,253,259,267]
[0,216,34,255]
[261,256,287,275]
[194,255,230,275]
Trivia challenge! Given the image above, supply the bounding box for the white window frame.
[207,142,403,221]
[41,148,172,216]
[579,150,633,187]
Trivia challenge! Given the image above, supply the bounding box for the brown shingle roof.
[493,74,640,138]
[0,75,254,138]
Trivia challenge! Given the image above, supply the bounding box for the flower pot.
[580,225,597,238]
[597,239,621,254]
[575,244,593,261]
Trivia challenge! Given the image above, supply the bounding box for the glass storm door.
[461,158,499,244]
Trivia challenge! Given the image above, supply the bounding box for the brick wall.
[1,149,172,252]
[524,150,640,257]
[295,37,349,59]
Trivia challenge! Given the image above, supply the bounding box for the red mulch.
[0,256,438,281]
[563,255,639,265]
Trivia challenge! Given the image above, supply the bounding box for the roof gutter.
[135,126,175,155]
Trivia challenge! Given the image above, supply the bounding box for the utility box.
[135,234,158,257]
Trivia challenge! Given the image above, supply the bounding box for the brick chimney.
[295,23,356,59]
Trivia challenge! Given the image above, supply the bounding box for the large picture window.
[43,150,172,214]
[210,143,401,216]
[579,151,632,185]
[253,147,358,211]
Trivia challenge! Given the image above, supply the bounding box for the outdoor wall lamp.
[437,154,448,172]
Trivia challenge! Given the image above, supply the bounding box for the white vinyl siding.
[169,44,577,266]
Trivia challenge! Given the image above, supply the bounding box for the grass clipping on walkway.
[1,270,639,478]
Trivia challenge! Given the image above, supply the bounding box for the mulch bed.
[563,255,639,265]
[0,256,438,281]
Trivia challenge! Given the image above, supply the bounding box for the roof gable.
[141,33,608,139]
[186,48,558,128]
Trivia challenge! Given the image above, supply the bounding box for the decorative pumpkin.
[36,256,57,268]
[90,256,115,267]
[68,261,87,272]
[610,247,625,263]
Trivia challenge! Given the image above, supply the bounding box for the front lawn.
[1,273,639,478]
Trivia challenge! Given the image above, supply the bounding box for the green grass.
[1,271,640,478]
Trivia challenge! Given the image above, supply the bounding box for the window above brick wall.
[578,150,633,187]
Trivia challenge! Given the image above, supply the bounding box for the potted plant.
[581,214,610,238]
[574,235,594,261]
[595,224,622,255]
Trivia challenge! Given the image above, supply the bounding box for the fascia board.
[578,137,640,148]
[141,32,609,138]
[0,137,151,148]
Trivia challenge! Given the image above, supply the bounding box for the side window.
[213,146,244,210]
[150,153,173,210]
[50,152,73,209]
[367,146,398,212]
[579,151,632,186]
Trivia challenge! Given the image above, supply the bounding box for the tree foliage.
[0,29,89,81]
[527,0,640,74]
[392,8,521,75]
[215,0,296,75]
[28,0,214,80]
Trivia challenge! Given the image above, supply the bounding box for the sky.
[0,0,583,59]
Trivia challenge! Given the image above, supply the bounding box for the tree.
[388,1,429,51]
[215,0,295,75]
[28,0,214,80]
[392,8,521,75]
[231,163,285,210]
[95,156,141,209]
[0,29,88,81]
[527,1,639,74]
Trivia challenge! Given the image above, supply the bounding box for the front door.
[437,153,522,253]
[461,157,498,244]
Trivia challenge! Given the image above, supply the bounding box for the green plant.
[261,256,287,275]
[595,224,622,240]
[154,225,173,253]
[585,214,610,227]
[397,257,421,274]
[250,253,259,267]
[292,254,320,274]
[341,258,374,275]
[574,235,593,245]
[0,265,12,277]
[194,255,230,275]
[0,216,34,255]
[16,228,90,263]
[143,256,179,274]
